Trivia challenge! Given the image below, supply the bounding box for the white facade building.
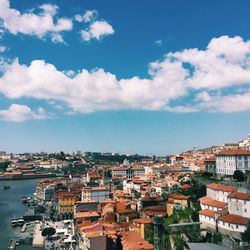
[216,150,250,176]
[206,183,236,203]
[228,192,250,218]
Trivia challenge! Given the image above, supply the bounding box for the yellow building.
[132,218,152,239]
[57,193,79,215]
[168,194,189,209]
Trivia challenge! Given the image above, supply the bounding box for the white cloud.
[0,45,6,52]
[0,104,49,122]
[80,20,114,41]
[1,35,250,115]
[75,10,97,23]
[0,0,73,43]
[154,40,163,46]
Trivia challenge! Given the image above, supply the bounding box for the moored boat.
[17,218,25,226]
[11,219,18,227]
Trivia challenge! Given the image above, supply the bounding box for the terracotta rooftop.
[218,214,248,225]
[217,150,250,156]
[169,194,189,200]
[228,192,250,201]
[133,218,152,224]
[199,209,227,217]
[200,196,227,208]
[206,183,236,192]
[75,211,100,219]
[121,231,154,250]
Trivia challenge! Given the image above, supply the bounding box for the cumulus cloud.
[0,104,49,122]
[80,20,114,41]
[75,10,97,23]
[1,35,250,116]
[0,0,73,43]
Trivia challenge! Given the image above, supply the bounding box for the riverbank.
[0,179,42,249]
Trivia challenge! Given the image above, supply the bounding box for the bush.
[233,170,245,182]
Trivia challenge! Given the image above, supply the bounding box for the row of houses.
[199,182,250,240]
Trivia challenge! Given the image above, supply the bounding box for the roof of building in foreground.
[228,191,250,201]
[216,149,250,156]
[120,231,154,250]
[206,183,236,192]
[217,214,248,225]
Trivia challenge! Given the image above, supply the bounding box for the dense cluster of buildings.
[3,133,250,249]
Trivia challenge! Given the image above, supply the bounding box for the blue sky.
[0,0,250,155]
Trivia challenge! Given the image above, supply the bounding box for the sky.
[0,0,250,155]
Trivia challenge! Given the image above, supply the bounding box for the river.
[0,179,41,250]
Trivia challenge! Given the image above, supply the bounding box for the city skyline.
[1,0,250,154]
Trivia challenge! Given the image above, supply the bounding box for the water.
[0,179,41,250]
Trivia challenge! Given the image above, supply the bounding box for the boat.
[3,185,10,190]
[8,239,17,250]
[17,218,25,226]
[11,219,18,227]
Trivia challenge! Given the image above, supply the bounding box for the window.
[245,209,247,213]
[236,225,239,229]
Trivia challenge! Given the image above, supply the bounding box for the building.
[206,183,236,203]
[57,192,79,218]
[82,186,110,202]
[120,231,154,250]
[228,191,250,218]
[216,150,250,176]
[36,180,56,202]
[112,166,145,178]
[204,156,216,174]
[132,218,152,240]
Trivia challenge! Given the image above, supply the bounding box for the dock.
[32,223,44,248]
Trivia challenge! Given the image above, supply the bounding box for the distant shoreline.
[0,173,56,181]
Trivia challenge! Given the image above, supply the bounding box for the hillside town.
[2,134,250,250]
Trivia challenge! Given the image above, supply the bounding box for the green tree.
[42,227,56,239]
[233,170,245,182]
[243,226,250,243]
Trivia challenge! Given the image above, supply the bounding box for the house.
[82,186,110,202]
[206,183,236,203]
[168,194,189,209]
[204,156,216,174]
[228,191,250,218]
[78,223,117,250]
[199,196,227,211]
[132,218,152,240]
[216,150,250,176]
[199,209,228,230]
[120,231,154,250]
[217,214,249,239]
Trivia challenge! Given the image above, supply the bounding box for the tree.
[42,227,56,239]
[243,226,250,243]
[233,170,245,182]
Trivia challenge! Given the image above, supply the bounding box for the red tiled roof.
[169,194,189,200]
[217,150,250,156]
[206,183,236,192]
[121,231,154,250]
[199,209,227,217]
[218,214,248,225]
[228,192,250,201]
[199,209,216,217]
[133,218,152,224]
[200,196,227,208]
